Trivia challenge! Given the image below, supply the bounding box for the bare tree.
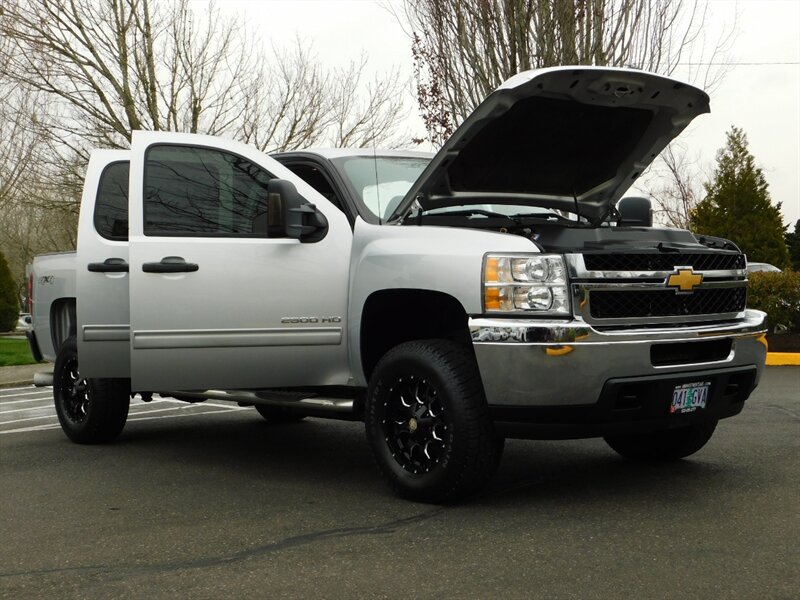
[1,0,245,153]
[0,198,79,295]
[396,0,732,145]
[0,0,408,156]
[0,0,410,289]
[645,142,705,228]
[239,44,409,152]
[0,80,51,211]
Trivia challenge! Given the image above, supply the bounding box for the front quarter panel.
[348,219,537,385]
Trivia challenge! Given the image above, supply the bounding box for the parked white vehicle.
[746,262,782,274]
[17,313,32,331]
[28,67,767,502]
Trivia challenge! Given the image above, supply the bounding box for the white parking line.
[125,404,223,417]
[0,423,62,435]
[0,389,52,399]
[0,405,54,415]
[155,398,248,411]
[0,385,253,434]
[0,401,227,420]
[126,409,243,423]
[0,414,59,425]
[0,406,244,434]
[0,396,52,405]
[0,385,45,394]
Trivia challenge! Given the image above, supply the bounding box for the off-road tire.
[604,420,718,461]
[53,336,130,444]
[365,340,504,503]
[254,405,306,423]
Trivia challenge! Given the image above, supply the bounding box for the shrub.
[0,252,19,332]
[747,270,800,332]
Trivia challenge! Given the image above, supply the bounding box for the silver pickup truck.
[28,67,767,502]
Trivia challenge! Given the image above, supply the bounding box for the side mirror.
[617,196,652,227]
[267,179,328,242]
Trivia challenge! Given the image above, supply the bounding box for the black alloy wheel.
[383,374,447,475]
[365,340,504,503]
[53,336,130,444]
[57,353,89,425]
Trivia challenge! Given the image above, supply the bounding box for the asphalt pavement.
[1,367,798,599]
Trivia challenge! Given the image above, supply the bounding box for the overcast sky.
[208,0,800,228]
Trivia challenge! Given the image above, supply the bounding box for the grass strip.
[0,337,38,366]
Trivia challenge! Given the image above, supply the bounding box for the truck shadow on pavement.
[114,415,383,495]
[106,414,746,507]
[481,437,750,508]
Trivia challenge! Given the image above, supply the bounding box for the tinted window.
[284,164,342,209]
[144,145,278,237]
[94,161,129,241]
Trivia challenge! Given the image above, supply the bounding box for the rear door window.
[94,161,129,241]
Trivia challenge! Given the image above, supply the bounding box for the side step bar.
[161,389,358,420]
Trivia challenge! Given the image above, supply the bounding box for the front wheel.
[365,340,504,503]
[604,420,718,461]
[53,336,130,444]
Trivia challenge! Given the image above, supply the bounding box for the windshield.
[332,156,429,221]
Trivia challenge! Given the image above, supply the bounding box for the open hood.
[392,67,709,222]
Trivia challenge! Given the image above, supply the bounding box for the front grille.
[583,253,744,272]
[590,287,747,319]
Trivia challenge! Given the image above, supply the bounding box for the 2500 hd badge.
[280,316,343,324]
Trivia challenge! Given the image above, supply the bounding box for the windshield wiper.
[422,208,513,219]
[509,211,589,227]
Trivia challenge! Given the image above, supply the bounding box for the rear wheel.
[604,420,718,461]
[254,405,306,423]
[53,336,130,444]
[365,340,503,503]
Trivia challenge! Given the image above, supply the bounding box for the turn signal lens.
[484,286,501,310]
[484,286,513,311]
[484,257,511,283]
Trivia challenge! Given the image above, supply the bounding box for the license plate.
[670,381,710,414]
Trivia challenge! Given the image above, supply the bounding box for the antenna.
[572,186,581,222]
[372,147,381,224]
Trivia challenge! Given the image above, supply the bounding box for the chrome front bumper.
[469,310,768,408]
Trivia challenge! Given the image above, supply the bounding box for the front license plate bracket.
[671,381,710,414]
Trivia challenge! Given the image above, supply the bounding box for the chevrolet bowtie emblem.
[666,267,703,293]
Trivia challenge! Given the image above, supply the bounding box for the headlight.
[483,254,570,315]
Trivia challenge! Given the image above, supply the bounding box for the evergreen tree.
[690,127,790,267]
[0,251,20,332]
[785,219,800,271]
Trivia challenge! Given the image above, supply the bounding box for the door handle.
[88,258,129,273]
[142,256,199,273]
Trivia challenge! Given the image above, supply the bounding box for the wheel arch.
[360,288,472,381]
[50,297,77,355]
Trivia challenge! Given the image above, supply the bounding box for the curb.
[0,381,37,389]
[766,353,800,366]
[0,365,51,389]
